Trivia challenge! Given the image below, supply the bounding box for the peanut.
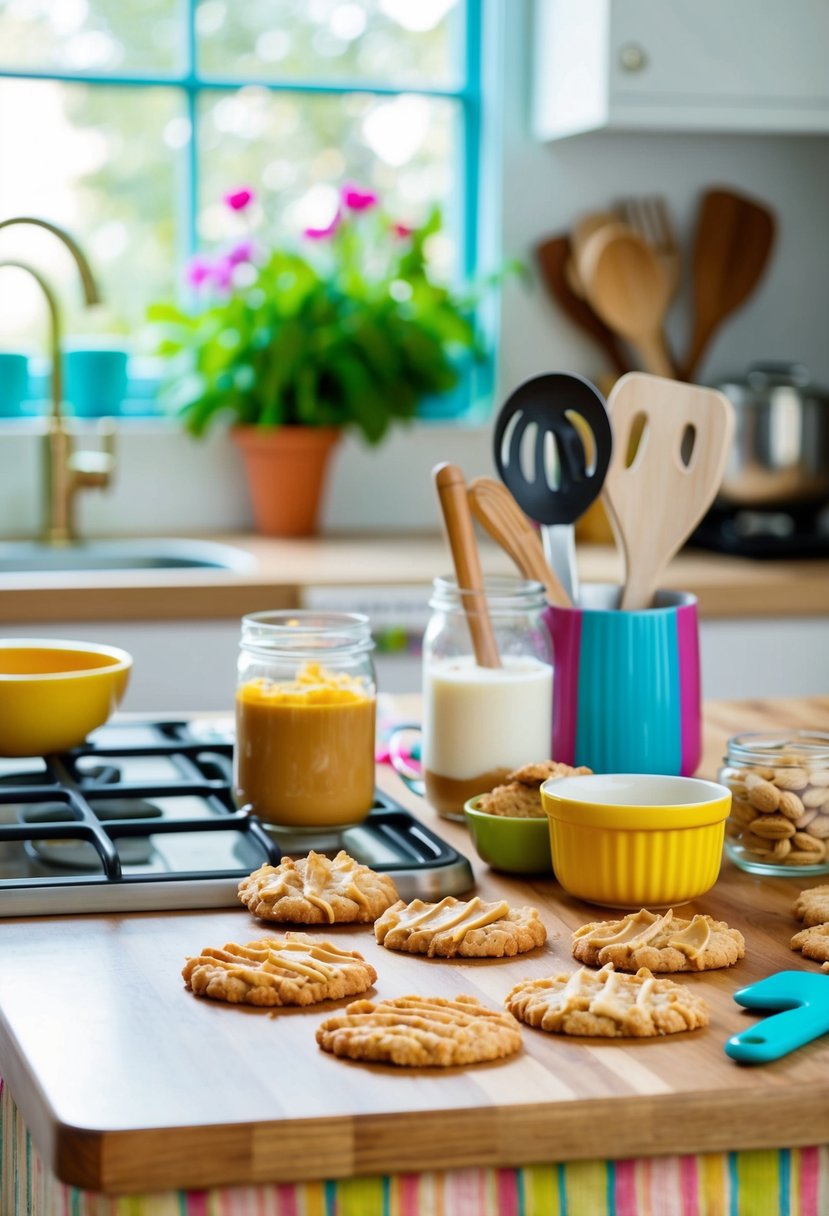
[771,837,792,859]
[730,799,758,827]
[747,780,780,814]
[808,770,829,787]
[785,851,826,865]
[773,767,809,790]
[749,815,795,840]
[745,769,776,788]
[803,788,829,809]
[740,831,775,856]
[806,814,829,839]
[728,781,749,800]
[793,833,826,856]
[793,808,819,830]
[778,790,805,821]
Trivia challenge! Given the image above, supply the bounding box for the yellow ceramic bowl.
[541,773,731,908]
[464,796,553,874]
[0,639,132,757]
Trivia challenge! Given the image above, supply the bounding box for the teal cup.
[0,353,29,417]
[64,347,128,418]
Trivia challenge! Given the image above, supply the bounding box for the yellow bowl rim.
[464,795,549,829]
[0,639,133,681]
[541,773,731,830]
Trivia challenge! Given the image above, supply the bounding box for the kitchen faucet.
[0,216,116,545]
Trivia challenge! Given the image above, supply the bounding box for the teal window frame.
[0,0,483,280]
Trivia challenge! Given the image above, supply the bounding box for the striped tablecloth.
[2,1080,827,1216]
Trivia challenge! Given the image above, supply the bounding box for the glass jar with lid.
[720,731,829,876]
[234,611,376,830]
[421,575,553,819]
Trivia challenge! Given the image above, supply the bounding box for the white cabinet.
[534,0,829,140]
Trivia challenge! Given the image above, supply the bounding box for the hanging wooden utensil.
[535,235,630,377]
[433,462,501,668]
[467,476,571,607]
[602,372,735,611]
[681,187,776,381]
[577,221,676,378]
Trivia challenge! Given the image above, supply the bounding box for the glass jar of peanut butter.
[422,576,553,819]
[234,611,376,830]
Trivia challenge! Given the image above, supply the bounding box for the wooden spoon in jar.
[433,462,501,668]
[467,477,571,607]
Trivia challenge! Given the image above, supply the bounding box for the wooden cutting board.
[1,696,828,1195]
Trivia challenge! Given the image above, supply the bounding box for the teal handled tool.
[725,971,829,1064]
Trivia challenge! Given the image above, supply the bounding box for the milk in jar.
[421,577,553,819]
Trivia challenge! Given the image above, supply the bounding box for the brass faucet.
[0,216,116,545]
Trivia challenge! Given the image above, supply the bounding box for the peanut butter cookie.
[182,933,376,1007]
[791,924,829,964]
[238,850,399,924]
[792,884,829,927]
[506,963,709,1038]
[572,908,745,973]
[478,760,593,819]
[316,993,522,1066]
[374,895,547,958]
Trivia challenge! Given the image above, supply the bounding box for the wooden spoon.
[467,477,571,607]
[578,221,676,378]
[535,234,630,377]
[433,463,500,668]
[565,210,619,296]
[681,188,776,381]
[601,373,735,610]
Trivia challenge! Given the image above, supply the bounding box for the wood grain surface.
[0,534,827,624]
[1,696,829,1194]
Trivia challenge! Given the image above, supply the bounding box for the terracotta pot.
[231,425,341,537]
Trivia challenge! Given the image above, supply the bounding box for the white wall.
[1,0,828,537]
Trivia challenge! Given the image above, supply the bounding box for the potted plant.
[147,184,481,537]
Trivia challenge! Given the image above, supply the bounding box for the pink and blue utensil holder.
[545,585,701,776]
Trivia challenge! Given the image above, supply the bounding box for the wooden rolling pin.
[433,462,501,669]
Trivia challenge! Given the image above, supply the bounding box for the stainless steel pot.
[713,362,829,508]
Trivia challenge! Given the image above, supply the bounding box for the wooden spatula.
[601,373,735,610]
[578,222,676,378]
[681,188,776,381]
[433,462,501,668]
[467,477,571,607]
[535,235,630,377]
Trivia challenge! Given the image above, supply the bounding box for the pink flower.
[184,254,213,288]
[393,222,414,239]
[223,187,254,212]
[303,211,341,240]
[210,255,235,291]
[226,239,255,266]
[341,182,378,212]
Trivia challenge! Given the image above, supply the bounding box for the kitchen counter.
[0,534,828,624]
[1,695,828,1197]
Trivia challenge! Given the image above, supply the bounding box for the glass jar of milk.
[422,576,553,820]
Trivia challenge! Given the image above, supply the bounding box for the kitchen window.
[0,0,482,415]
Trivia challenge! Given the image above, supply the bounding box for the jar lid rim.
[726,730,829,764]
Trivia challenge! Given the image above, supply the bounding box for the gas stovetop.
[0,719,472,917]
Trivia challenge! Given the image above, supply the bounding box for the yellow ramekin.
[541,773,731,908]
[0,639,132,757]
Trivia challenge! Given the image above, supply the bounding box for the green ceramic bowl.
[463,796,554,875]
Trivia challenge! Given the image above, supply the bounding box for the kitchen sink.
[0,538,257,574]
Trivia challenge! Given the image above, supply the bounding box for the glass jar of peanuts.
[720,732,829,876]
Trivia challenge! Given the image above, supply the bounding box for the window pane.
[0,80,180,346]
[0,0,184,74]
[197,0,462,88]
[197,88,460,277]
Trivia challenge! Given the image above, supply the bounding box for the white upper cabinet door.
[534,0,829,139]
